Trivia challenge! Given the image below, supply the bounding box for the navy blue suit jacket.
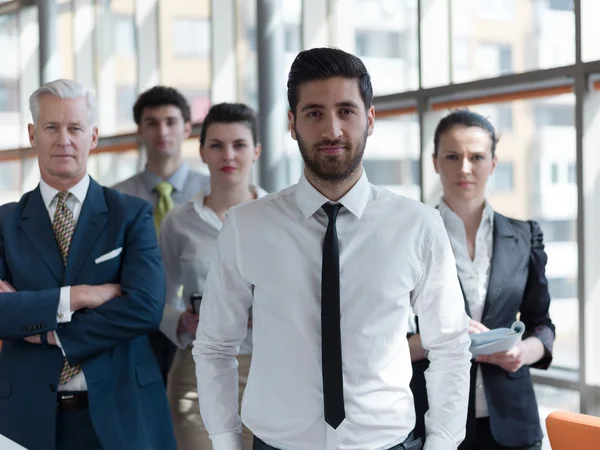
[0,178,176,450]
[410,213,555,448]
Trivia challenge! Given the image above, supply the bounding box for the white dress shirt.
[438,200,494,419]
[193,170,471,450]
[39,174,90,392]
[158,186,266,353]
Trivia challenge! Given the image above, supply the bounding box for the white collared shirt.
[438,199,494,418]
[39,174,90,392]
[193,170,471,450]
[158,186,266,353]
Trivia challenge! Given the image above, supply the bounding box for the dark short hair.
[199,102,259,147]
[433,109,498,157]
[133,86,191,125]
[287,47,373,114]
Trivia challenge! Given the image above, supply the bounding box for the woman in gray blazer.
[409,110,555,450]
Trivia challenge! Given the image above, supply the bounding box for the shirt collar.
[140,162,191,193]
[438,198,495,229]
[191,185,268,218]
[39,174,90,208]
[295,168,371,219]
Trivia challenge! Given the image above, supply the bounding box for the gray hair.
[29,79,98,126]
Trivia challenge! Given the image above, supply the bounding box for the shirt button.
[57,313,64,319]
[477,384,483,389]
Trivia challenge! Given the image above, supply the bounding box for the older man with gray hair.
[0,79,176,450]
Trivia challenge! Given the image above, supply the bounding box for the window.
[451,1,574,83]
[548,277,578,299]
[488,162,514,193]
[536,219,576,242]
[476,0,515,20]
[476,43,513,77]
[453,38,470,70]
[363,159,419,186]
[172,18,210,58]
[355,30,403,59]
[567,163,576,184]
[551,163,560,184]
[534,105,574,127]
[114,15,136,56]
[0,161,19,191]
[0,80,18,112]
[549,0,573,11]
[116,86,137,123]
[285,25,301,53]
[334,0,419,94]
[498,45,513,74]
[497,105,513,131]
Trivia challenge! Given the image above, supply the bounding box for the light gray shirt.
[112,162,210,209]
[158,186,266,355]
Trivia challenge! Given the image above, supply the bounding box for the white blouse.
[158,186,266,355]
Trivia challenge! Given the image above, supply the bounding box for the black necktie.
[321,203,345,429]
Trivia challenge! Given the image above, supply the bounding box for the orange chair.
[546,410,600,450]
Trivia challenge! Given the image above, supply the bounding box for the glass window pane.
[0,13,20,151]
[0,159,21,205]
[237,0,301,111]
[172,18,210,59]
[363,115,421,200]
[488,162,514,193]
[87,150,139,186]
[333,0,419,94]
[581,0,600,61]
[451,0,574,84]
[97,1,137,136]
[114,14,136,57]
[426,94,578,371]
[159,0,211,122]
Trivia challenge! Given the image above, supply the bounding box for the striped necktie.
[52,191,82,385]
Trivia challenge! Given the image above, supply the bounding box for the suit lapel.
[64,179,109,284]
[457,278,471,317]
[481,213,520,323]
[20,187,64,283]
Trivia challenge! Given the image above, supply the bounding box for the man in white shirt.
[193,48,471,450]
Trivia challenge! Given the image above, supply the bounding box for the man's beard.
[296,127,367,183]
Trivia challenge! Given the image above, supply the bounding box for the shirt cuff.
[160,305,189,349]
[210,432,243,450]
[423,434,458,450]
[524,324,555,369]
[57,286,73,323]
[54,331,67,357]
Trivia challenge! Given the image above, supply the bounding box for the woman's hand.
[468,319,489,335]
[477,341,525,373]
[178,306,199,337]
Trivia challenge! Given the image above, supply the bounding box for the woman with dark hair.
[409,109,555,450]
[158,102,263,449]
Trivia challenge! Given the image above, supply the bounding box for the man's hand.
[70,284,121,311]
[477,341,525,372]
[177,307,199,337]
[468,319,490,335]
[24,332,57,346]
[0,280,16,293]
